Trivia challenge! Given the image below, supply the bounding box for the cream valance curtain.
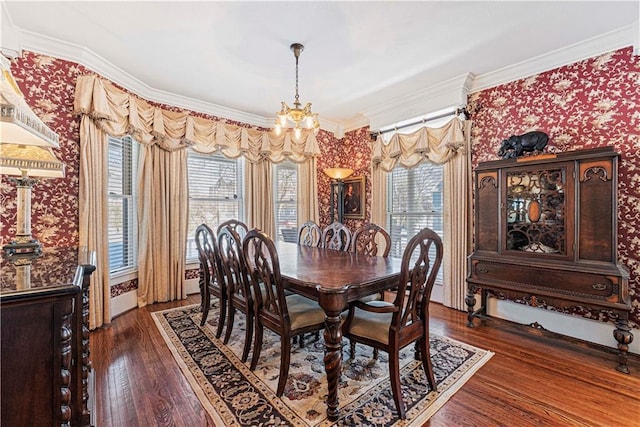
[371,118,471,311]
[73,74,321,161]
[372,118,467,171]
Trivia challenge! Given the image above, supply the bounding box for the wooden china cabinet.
[1,247,96,426]
[466,147,633,373]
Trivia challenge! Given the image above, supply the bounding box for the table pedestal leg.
[318,290,347,421]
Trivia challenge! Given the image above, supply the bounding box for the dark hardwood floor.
[91,295,639,426]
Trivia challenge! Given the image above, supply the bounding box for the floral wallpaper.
[1,53,88,248]
[317,127,373,230]
[467,46,640,328]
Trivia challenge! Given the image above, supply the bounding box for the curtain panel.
[371,118,471,310]
[78,116,111,329]
[74,74,322,326]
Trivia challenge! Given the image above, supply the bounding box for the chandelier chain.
[294,53,300,107]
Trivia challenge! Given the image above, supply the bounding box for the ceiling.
[1,1,638,134]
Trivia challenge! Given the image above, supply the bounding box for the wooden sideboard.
[1,247,96,426]
[466,147,633,373]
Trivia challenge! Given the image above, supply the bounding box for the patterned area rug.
[152,304,493,426]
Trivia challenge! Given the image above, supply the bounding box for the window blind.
[273,161,298,242]
[107,136,137,273]
[186,151,243,260]
[388,162,444,283]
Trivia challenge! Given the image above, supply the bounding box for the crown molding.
[470,23,637,93]
[5,27,274,129]
[3,16,636,137]
[362,73,473,132]
[6,27,349,136]
[342,113,371,134]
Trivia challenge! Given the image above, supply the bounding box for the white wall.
[486,298,640,356]
[110,263,200,318]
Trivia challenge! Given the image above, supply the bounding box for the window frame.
[186,150,244,261]
[273,161,298,242]
[107,135,138,275]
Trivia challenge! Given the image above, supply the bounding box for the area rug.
[152,304,493,426]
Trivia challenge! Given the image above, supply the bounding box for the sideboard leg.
[465,287,477,327]
[613,317,633,374]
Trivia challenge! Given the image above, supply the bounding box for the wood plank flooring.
[91,295,640,426]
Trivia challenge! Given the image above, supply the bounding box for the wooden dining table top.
[274,240,402,303]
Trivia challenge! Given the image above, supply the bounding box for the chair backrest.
[298,221,321,247]
[217,219,249,240]
[217,225,251,301]
[350,223,391,257]
[321,221,352,251]
[195,223,223,288]
[242,229,289,327]
[392,227,443,331]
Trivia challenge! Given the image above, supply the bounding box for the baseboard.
[487,298,639,355]
[185,277,199,295]
[110,277,201,319]
[111,291,138,318]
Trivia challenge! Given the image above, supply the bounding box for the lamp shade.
[0,143,65,178]
[0,55,60,148]
[323,167,354,180]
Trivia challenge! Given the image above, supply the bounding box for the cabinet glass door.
[505,167,567,255]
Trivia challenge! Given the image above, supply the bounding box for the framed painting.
[343,175,365,219]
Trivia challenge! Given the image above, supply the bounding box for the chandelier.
[274,43,320,138]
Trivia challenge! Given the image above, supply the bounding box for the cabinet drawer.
[471,261,621,302]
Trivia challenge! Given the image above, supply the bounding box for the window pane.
[107,136,137,273]
[388,162,444,283]
[274,162,298,242]
[187,151,243,260]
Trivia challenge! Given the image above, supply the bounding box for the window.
[186,151,243,260]
[387,162,444,286]
[273,161,298,242]
[108,135,138,273]
[383,110,453,290]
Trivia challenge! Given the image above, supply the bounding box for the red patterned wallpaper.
[1,53,89,248]
[316,127,373,230]
[467,47,639,328]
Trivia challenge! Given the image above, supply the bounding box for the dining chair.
[351,223,391,257]
[194,224,227,335]
[321,221,352,251]
[242,229,326,396]
[298,221,321,247]
[217,225,257,363]
[350,223,392,354]
[217,219,249,239]
[342,227,443,419]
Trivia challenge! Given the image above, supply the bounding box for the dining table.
[274,241,403,421]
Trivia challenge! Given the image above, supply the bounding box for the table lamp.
[1,54,64,255]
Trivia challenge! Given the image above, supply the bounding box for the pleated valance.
[73,74,321,163]
[372,117,467,171]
